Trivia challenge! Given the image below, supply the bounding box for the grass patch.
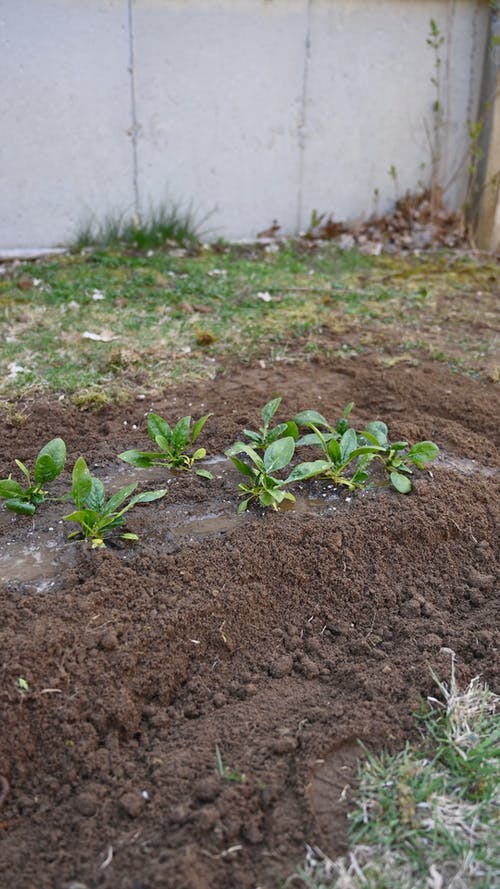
[73,202,201,251]
[0,243,498,398]
[294,655,499,889]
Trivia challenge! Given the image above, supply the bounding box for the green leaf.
[336,403,355,435]
[262,397,282,427]
[34,438,66,485]
[102,482,138,516]
[196,469,213,480]
[0,478,24,499]
[296,432,323,447]
[226,442,263,468]
[86,477,106,511]
[390,441,409,452]
[408,441,439,468]
[284,460,330,483]
[191,413,212,444]
[243,430,262,444]
[263,437,295,473]
[118,450,156,468]
[127,488,168,508]
[95,513,126,531]
[63,508,100,531]
[340,428,357,464]
[148,413,172,444]
[259,490,279,507]
[33,455,56,487]
[71,456,93,508]
[327,438,342,464]
[284,420,299,441]
[361,430,385,448]
[347,445,383,461]
[237,498,250,513]
[364,421,388,445]
[121,532,139,542]
[154,434,173,455]
[351,467,369,485]
[229,455,256,479]
[15,460,31,482]
[172,416,191,449]
[390,471,412,494]
[192,448,206,460]
[266,423,289,444]
[293,410,329,428]
[5,498,36,515]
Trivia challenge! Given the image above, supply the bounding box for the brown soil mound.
[0,356,498,889]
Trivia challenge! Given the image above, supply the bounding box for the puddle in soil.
[434,454,498,478]
[0,451,494,594]
[0,533,79,594]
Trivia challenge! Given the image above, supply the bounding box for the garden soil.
[0,356,498,889]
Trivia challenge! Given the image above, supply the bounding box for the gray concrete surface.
[0,0,491,248]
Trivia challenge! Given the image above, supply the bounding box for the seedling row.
[0,398,439,548]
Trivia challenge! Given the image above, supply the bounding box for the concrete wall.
[0,0,490,248]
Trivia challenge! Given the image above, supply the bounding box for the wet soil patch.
[0,357,499,889]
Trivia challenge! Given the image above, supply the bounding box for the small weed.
[63,456,167,548]
[215,745,246,783]
[1,402,30,427]
[0,438,66,515]
[71,388,115,411]
[119,412,213,478]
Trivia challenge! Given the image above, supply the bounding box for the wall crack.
[297,0,312,234]
[128,0,140,220]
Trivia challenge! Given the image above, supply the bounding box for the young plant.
[0,438,66,515]
[242,397,298,449]
[118,412,213,478]
[292,404,439,493]
[361,421,439,493]
[63,456,167,548]
[215,745,246,784]
[226,436,296,512]
[286,424,381,492]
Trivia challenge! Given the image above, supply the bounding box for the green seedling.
[119,412,213,478]
[63,456,167,548]
[215,744,246,783]
[0,437,66,515]
[292,404,439,493]
[285,423,381,492]
[242,397,298,449]
[361,421,439,493]
[293,401,355,446]
[226,436,296,512]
